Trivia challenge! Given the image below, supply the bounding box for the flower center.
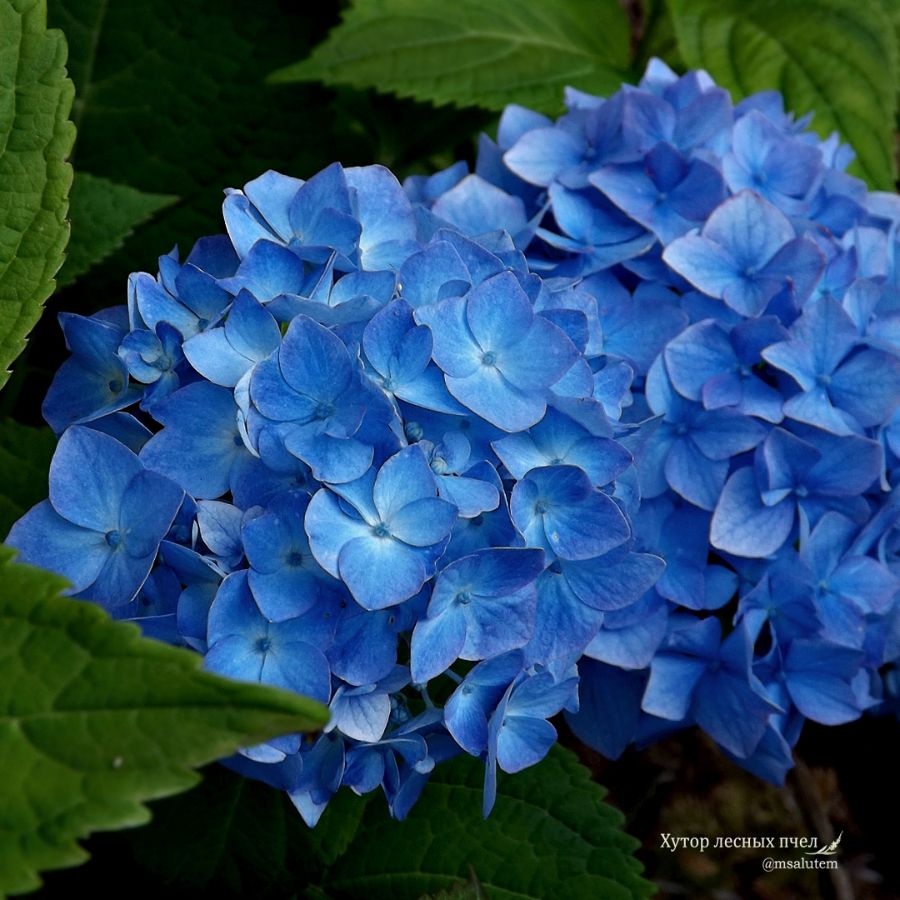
[816,373,832,387]
[233,434,244,446]
[481,351,497,367]
[287,551,304,567]
[372,523,391,538]
[534,499,550,514]
[105,530,121,548]
[314,401,335,420]
[108,378,123,393]
[256,637,271,653]
[456,591,472,605]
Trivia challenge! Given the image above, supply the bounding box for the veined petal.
[410,610,467,684]
[6,501,109,594]
[711,467,795,557]
[338,535,428,609]
[446,367,546,432]
[389,497,457,547]
[305,488,372,578]
[49,426,142,531]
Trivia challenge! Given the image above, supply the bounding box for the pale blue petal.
[304,488,371,578]
[338,535,428,609]
[446,366,545,432]
[49,426,142,531]
[711,467,795,557]
[389,497,457,547]
[6,501,108,594]
[410,610,466,684]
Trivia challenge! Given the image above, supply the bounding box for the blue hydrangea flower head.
[11,57,900,822]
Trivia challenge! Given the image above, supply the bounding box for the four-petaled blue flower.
[411,548,546,683]
[250,315,373,483]
[305,446,457,609]
[8,426,183,607]
[416,271,578,431]
[663,190,823,316]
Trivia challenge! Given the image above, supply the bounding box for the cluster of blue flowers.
[9,58,900,820]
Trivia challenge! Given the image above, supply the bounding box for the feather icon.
[806,831,843,855]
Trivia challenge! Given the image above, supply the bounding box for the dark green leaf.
[125,766,308,894]
[46,1,368,263]
[322,746,653,899]
[0,0,74,390]
[0,548,329,896]
[669,0,898,189]
[270,0,633,115]
[122,767,369,894]
[58,174,177,287]
[0,418,55,538]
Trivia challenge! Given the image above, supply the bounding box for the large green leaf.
[45,1,377,262]
[0,418,55,537]
[270,0,633,115]
[0,0,74,391]
[118,767,369,894]
[58,174,177,287]
[321,746,653,900]
[669,0,898,189]
[33,2,485,321]
[31,749,650,899]
[0,548,329,896]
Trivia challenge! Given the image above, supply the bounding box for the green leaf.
[668,0,898,189]
[0,418,55,538]
[0,548,329,896]
[0,0,74,391]
[38,3,485,309]
[270,0,633,115]
[58,174,177,287]
[44,2,378,262]
[120,767,369,894]
[322,746,653,900]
